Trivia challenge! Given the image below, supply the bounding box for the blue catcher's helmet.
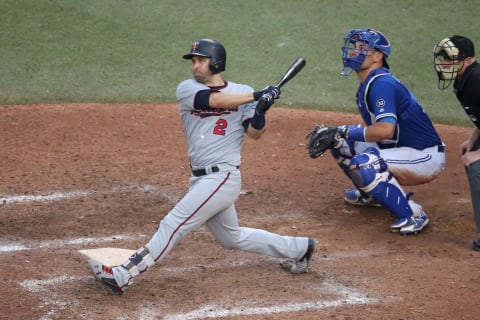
[341,28,391,76]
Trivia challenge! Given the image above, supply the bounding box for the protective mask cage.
[341,40,370,76]
[433,38,462,89]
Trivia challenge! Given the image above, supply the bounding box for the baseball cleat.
[290,238,315,274]
[344,189,381,207]
[88,258,126,295]
[390,217,409,232]
[399,211,429,235]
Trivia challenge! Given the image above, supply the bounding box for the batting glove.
[255,92,276,114]
[253,85,281,101]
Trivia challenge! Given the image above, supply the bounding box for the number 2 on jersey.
[213,119,227,135]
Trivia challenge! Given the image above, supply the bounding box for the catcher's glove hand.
[306,124,343,158]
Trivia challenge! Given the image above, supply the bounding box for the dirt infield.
[0,103,478,320]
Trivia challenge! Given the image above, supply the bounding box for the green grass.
[0,0,479,126]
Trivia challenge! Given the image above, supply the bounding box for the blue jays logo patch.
[376,99,385,108]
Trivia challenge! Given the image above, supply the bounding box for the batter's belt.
[191,164,240,177]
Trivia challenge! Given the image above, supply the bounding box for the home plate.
[78,248,135,266]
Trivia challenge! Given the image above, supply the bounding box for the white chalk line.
[0,234,146,253]
[0,185,251,207]
[0,190,90,204]
[20,275,87,293]
[0,184,159,205]
[163,276,377,320]
[18,272,377,320]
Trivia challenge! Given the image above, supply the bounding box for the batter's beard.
[193,73,208,84]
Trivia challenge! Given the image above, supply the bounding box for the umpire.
[433,35,480,251]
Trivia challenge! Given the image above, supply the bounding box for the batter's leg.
[110,172,240,291]
[205,204,309,261]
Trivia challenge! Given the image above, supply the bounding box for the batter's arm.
[208,91,255,109]
[246,124,266,140]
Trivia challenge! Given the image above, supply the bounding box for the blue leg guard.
[368,182,413,219]
[348,147,413,220]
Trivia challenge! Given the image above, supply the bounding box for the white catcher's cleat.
[399,210,429,235]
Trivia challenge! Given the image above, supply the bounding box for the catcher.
[306,28,445,235]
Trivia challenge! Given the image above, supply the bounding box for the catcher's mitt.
[306,124,342,158]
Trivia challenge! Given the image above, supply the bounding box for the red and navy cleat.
[290,238,315,274]
[88,258,127,295]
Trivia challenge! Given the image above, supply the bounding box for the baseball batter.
[88,38,315,294]
[309,29,445,235]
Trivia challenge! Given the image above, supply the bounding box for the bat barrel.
[277,58,306,88]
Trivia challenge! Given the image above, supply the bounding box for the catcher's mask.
[183,38,226,74]
[433,35,475,90]
[341,28,391,76]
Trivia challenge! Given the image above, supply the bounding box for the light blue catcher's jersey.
[176,79,256,167]
[356,68,442,149]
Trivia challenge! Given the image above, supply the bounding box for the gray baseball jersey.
[177,79,256,168]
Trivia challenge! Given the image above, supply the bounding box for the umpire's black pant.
[466,139,480,234]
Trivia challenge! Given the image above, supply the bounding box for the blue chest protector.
[355,68,442,149]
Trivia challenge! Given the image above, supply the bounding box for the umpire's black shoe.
[472,239,480,251]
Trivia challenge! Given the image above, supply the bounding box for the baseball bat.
[257,57,306,108]
[276,57,307,88]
